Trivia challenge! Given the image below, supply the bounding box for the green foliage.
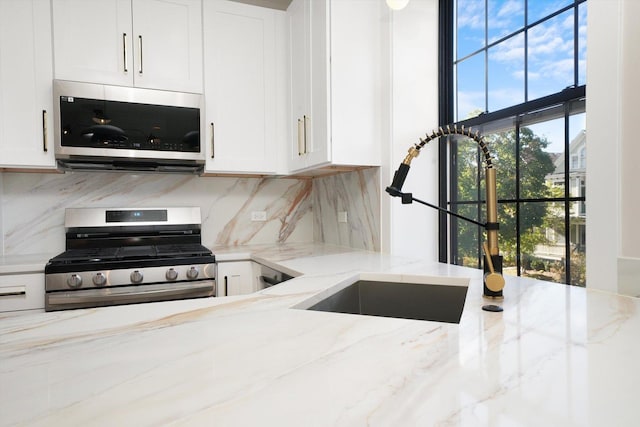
[454,127,556,266]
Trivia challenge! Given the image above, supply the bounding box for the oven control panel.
[45,264,215,291]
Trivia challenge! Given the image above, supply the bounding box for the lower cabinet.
[216,261,258,297]
[216,261,293,296]
[0,273,45,312]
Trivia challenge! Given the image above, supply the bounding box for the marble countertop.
[1,243,639,426]
[0,253,53,275]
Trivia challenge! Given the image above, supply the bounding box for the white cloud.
[457,0,485,30]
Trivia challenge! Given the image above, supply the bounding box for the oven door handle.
[46,281,215,310]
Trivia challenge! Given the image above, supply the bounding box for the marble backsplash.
[0,168,380,256]
[313,167,380,251]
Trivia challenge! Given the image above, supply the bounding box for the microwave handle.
[138,35,143,74]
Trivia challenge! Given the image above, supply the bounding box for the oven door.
[45,280,216,311]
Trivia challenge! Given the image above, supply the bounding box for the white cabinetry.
[203,1,283,174]
[52,0,203,93]
[0,273,45,312]
[216,261,257,296]
[0,0,56,169]
[287,0,383,173]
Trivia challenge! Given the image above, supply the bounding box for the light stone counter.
[0,253,53,275]
[1,243,639,426]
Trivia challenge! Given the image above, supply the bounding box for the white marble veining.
[1,167,382,257]
[313,168,380,251]
[0,172,313,255]
[2,243,639,426]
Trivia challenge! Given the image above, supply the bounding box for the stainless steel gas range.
[44,207,216,311]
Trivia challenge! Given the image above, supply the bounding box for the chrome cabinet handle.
[123,33,128,72]
[210,122,215,158]
[138,35,143,74]
[42,110,47,152]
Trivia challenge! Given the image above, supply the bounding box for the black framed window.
[439,0,587,286]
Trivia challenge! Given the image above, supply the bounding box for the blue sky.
[455,0,587,152]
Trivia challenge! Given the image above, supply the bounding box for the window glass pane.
[453,136,481,202]
[521,201,566,283]
[497,202,517,274]
[527,0,572,24]
[578,2,587,85]
[484,128,516,200]
[456,53,486,120]
[521,118,565,196]
[488,0,524,44]
[569,108,586,286]
[488,33,524,112]
[528,10,575,100]
[452,204,482,268]
[456,0,485,59]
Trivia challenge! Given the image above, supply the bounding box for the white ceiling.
[228,0,293,11]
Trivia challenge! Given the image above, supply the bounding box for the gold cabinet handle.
[297,118,304,155]
[138,35,143,74]
[42,109,48,152]
[123,33,128,72]
[303,115,309,154]
[211,122,216,159]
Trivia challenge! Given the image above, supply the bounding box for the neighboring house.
[537,130,587,261]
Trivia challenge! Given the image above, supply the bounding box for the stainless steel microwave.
[53,80,205,173]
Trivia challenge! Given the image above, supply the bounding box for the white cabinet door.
[287,0,329,172]
[203,0,278,174]
[132,0,203,93]
[329,0,382,166]
[287,0,310,172]
[216,261,256,296]
[0,273,45,312]
[52,0,133,87]
[287,0,382,173]
[0,0,56,169]
[306,0,330,168]
[52,0,202,93]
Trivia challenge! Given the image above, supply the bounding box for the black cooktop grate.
[49,244,212,265]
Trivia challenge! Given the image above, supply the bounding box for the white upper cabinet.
[52,0,203,93]
[287,0,383,174]
[203,0,283,174]
[0,0,56,169]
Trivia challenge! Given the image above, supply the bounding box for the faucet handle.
[483,242,505,292]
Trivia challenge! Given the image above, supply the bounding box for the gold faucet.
[386,125,505,298]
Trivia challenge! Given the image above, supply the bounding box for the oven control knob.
[93,272,107,286]
[130,270,144,284]
[67,274,83,289]
[166,268,178,281]
[186,266,199,280]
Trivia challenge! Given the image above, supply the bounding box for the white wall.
[587,0,640,295]
[383,0,440,262]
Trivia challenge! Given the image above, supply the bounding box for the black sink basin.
[305,279,468,323]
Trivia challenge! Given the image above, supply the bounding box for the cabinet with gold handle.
[297,115,310,156]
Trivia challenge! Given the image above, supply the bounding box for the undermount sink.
[297,274,469,324]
